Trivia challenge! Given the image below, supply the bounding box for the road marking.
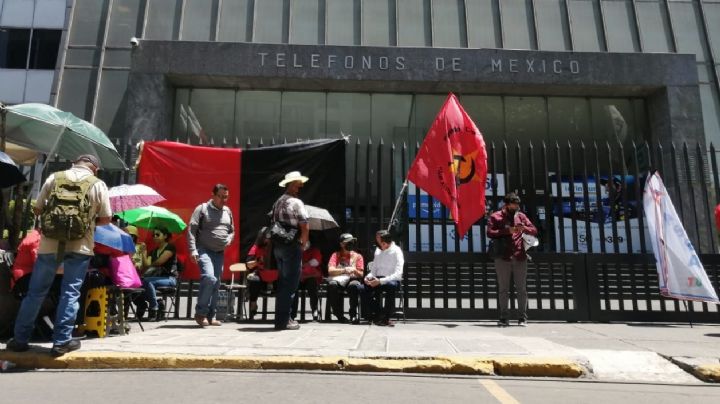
[479,379,520,404]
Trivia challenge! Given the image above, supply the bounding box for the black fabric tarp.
[240,139,346,264]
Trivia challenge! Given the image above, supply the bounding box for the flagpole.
[387,180,409,232]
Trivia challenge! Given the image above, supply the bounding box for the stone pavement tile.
[448,338,528,355]
[578,349,702,384]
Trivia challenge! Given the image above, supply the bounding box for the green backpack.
[41,171,99,242]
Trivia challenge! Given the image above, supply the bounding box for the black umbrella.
[0,150,26,188]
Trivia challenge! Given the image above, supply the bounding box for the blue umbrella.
[94,224,136,256]
[0,150,26,188]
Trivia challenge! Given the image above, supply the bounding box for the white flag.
[643,172,719,303]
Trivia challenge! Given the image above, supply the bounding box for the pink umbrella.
[109,183,165,213]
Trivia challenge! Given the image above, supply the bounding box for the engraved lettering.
[345,56,354,69]
[363,56,372,69]
[436,57,445,71]
[328,54,336,68]
[258,52,268,66]
[311,54,320,68]
[509,59,518,73]
[452,57,461,72]
[379,56,389,70]
[293,53,302,68]
[395,56,406,70]
[570,60,580,74]
[491,58,502,72]
[276,53,286,67]
[553,60,562,73]
[526,59,535,73]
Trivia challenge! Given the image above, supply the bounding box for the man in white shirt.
[361,230,404,326]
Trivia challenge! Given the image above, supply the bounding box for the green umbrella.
[0,103,126,171]
[121,206,187,234]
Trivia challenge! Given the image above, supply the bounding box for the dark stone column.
[125,72,173,142]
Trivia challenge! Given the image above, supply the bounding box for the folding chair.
[155,285,178,321]
[227,263,248,322]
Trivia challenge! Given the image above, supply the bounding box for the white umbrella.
[305,205,339,231]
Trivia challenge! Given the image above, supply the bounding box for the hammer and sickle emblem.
[452,154,476,185]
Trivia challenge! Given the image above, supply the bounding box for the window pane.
[700,84,720,147]
[188,89,236,142]
[254,0,288,44]
[602,0,639,52]
[534,0,571,51]
[0,28,29,68]
[327,92,371,139]
[568,0,604,51]
[33,0,66,29]
[590,98,637,145]
[57,68,97,120]
[668,1,709,62]
[68,0,108,46]
[29,29,61,69]
[0,0,33,27]
[107,0,141,47]
[218,0,253,42]
[703,3,720,60]
[103,49,131,68]
[64,48,100,66]
[548,97,591,143]
[327,0,359,45]
[362,0,394,46]
[636,0,673,53]
[460,95,505,143]
[0,70,26,103]
[290,0,323,44]
[280,92,326,139]
[24,70,53,103]
[181,0,217,41]
[95,70,129,137]
[432,0,466,48]
[500,0,535,50]
[235,90,281,141]
[409,94,446,146]
[145,0,182,40]
[465,0,501,48]
[173,88,190,139]
[371,94,412,140]
[397,0,431,47]
[504,96,547,143]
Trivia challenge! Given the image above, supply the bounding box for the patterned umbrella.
[109,184,166,213]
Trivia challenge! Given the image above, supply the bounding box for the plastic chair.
[155,285,178,321]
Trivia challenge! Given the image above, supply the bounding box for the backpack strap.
[198,202,208,230]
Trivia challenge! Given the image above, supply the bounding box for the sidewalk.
[1,320,718,383]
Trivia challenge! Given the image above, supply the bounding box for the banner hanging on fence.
[137,139,346,280]
[407,93,488,238]
[643,172,719,303]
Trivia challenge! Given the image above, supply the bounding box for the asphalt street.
[1,370,718,404]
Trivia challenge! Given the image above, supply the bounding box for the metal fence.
[2,137,720,322]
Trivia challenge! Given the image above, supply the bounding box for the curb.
[665,356,720,383]
[0,351,587,378]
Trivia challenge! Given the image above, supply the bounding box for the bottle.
[1,360,16,372]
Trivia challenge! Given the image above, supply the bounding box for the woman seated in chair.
[246,227,277,320]
[327,233,364,323]
[139,227,177,321]
[291,242,322,321]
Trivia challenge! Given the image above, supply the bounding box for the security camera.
[130,37,139,47]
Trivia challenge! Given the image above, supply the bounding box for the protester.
[326,233,364,323]
[6,154,111,356]
[10,229,41,290]
[246,227,277,320]
[270,171,309,331]
[138,227,177,321]
[360,230,404,326]
[188,184,235,327]
[291,242,322,321]
[486,192,538,327]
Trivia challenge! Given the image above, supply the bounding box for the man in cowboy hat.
[271,171,310,330]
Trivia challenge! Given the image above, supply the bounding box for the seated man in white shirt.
[361,230,404,326]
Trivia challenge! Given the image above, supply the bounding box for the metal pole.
[1,105,6,153]
[387,180,408,232]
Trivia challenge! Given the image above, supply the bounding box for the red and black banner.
[137,139,345,280]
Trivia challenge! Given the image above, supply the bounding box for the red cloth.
[715,204,720,233]
[301,247,323,280]
[137,141,242,281]
[11,229,41,289]
[486,209,537,262]
[248,244,278,283]
[407,93,488,238]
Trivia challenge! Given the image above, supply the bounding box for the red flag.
[407,93,487,238]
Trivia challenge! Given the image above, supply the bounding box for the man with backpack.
[6,154,111,356]
[188,184,235,327]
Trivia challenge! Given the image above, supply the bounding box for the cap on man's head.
[278,171,309,187]
[75,154,100,170]
[503,192,521,204]
[125,225,138,237]
[339,233,357,244]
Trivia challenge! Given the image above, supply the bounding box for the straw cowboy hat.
[279,171,309,187]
